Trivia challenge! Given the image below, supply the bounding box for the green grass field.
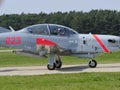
[0,73,120,90]
[0,51,119,67]
[0,51,119,90]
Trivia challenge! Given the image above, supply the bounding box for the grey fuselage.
[0,24,119,58]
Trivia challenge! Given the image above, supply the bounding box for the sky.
[0,0,120,15]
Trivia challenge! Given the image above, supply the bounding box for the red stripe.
[36,38,57,46]
[93,34,109,53]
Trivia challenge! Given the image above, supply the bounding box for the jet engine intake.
[108,39,116,43]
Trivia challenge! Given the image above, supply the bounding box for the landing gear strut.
[89,59,97,68]
[47,53,62,70]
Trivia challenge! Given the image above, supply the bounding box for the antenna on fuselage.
[9,26,15,32]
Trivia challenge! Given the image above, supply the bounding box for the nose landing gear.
[89,59,97,68]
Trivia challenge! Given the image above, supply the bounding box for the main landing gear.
[89,59,97,68]
[47,53,62,70]
[47,53,97,70]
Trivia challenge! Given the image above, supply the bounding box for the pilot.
[28,28,33,33]
[57,28,65,36]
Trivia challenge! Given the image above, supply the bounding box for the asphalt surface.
[0,63,120,76]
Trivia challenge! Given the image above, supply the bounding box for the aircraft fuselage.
[0,32,119,58]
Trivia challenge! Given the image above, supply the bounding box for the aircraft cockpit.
[25,24,49,35]
[48,24,78,36]
[19,24,78,36]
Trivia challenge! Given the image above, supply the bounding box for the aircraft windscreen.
[19,24,78,36]
[19,24,49,35]
[49,24,78,36]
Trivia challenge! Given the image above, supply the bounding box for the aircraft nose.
[119,37,120,48]
[109,36,120,48]
[116,36,120,48]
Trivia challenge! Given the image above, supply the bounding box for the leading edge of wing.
[36,38,57,46]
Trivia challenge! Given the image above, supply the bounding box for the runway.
[0,63,120,76]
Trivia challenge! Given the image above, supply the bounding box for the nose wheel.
[89,59,97,68]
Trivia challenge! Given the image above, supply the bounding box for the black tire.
[55,60,62,68]
[54,55,62,68]
[47,63,56,70]
[89,60,97,68]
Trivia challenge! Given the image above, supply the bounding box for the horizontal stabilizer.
[14,50,47,58]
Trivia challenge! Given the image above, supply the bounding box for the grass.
[0,73,119,90]
[0,51,119,67]
[0,52,47,67]
[0,50,119,90]
[96,51,120,63]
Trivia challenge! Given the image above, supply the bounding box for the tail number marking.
[6,36,21,45]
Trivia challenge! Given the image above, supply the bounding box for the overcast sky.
[0,0,120,15]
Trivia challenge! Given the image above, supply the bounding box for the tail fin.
[0,27,11,33]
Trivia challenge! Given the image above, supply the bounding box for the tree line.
[0,10,120,35]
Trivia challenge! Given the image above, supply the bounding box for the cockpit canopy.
[19,24,78,36]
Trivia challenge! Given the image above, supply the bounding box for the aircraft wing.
[36,38,61,55]
[0,27,11,33]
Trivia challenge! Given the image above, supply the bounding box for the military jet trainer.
[0,24,119,70]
